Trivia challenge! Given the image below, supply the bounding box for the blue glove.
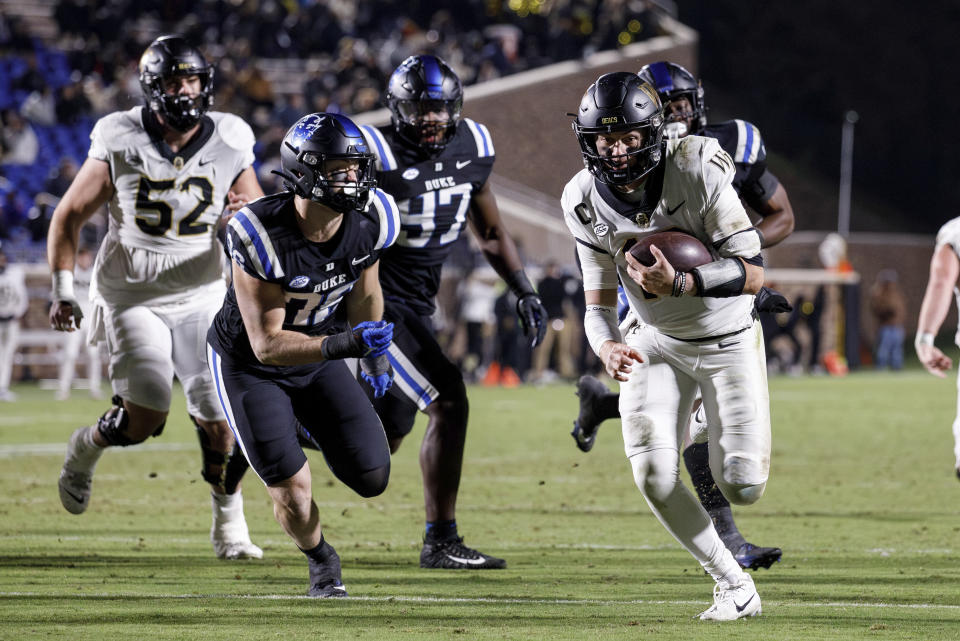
[360,353,393,398]
[353,321,394,357]
[516,294,548,348]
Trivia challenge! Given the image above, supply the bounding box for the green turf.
[2,371,960,640]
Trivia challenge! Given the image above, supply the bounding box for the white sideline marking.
[0,591,958,611]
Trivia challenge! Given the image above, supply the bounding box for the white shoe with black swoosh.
[58,427,104,515]
[420,536,506,569]
[698,573,761,621]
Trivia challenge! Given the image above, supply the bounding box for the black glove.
[754,286,793,314]
[516,293,548,348]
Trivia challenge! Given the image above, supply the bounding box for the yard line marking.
[0,442,195,457]
[1,591,959,611]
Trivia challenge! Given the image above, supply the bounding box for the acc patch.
[594,222,609,237]
[289,275,310,289]
[402,168,419,180]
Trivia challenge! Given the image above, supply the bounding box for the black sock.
[425,519,457,543]
[599,393,620,420]
[682,442,745,548]
[300,536,336,565]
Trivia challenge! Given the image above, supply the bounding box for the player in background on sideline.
[56,246,103,400]
[571,61,793,571]
[915,217,960,479]
[207,112,398,597]
[49,35,264,560]
[0,242,28,401]
[563,71,771,620]
[359,54,547,569]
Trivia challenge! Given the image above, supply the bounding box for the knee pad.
[629,451,680,506]
[96,395,134,446]
[347,463,390,498]
[96,395,165,445]
[193,417,249,494]
[716,454,767,505]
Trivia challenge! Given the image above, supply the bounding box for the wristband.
[915,332,935,348]
[52,269,76,302]
[320,330,364,360]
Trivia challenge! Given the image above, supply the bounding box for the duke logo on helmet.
[273,112,377,215]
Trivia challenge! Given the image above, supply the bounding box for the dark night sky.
[674,1,958,233]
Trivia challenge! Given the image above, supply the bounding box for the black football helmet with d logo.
[274,112,377,214]
[386,54,463,155]
[638,61,706,136]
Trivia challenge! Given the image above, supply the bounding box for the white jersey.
[563,135,760,340]
[87,106,255,306]
[0,264,28,320]
[935,217,960,346]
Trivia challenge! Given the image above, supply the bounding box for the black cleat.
[420,536,506,569]
[307,548,348,598]
[571,375,611,452]
[734,542,782,571]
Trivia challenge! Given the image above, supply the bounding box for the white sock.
[212,491,251,541]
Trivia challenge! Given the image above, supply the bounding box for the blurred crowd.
[0,0,671,249]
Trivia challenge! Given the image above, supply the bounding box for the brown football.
[627,231,712,272]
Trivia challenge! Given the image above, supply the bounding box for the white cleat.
[211,491,263,560]
[58,427,103,514]
[698,573,762,621]
[688,403,708,444]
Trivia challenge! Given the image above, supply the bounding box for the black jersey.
[360,118,496,316]
[702,119,781,213]
[208,189,400,368]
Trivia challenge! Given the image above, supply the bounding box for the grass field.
[2,370,960,640]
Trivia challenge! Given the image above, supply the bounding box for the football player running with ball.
[358,54,547,569]
[571,61,792,571]
[207,113,399,597]
[49,35,265,560]
[563,72,770,620]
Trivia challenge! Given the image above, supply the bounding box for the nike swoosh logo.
[63,488,85,504]
[666,201,685,215]
[735,593,756,613]
[198,157,214,167]
[718,340,737,349]
[352,255,370,265]
[446,554,487,565]
[456,160,471,169]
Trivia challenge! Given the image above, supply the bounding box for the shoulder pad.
[359,124,397,171]
[936,217,960,249]
[730,119,765,165]
[368,188,401,250]
[461,118,495,158]
[211,112,256,153]
[90,107,146,152]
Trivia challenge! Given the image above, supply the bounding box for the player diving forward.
[359,54,547,569]
[571,61,794,571]
[49,35,264,559]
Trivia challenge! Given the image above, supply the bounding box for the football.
[627,230,712,272]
